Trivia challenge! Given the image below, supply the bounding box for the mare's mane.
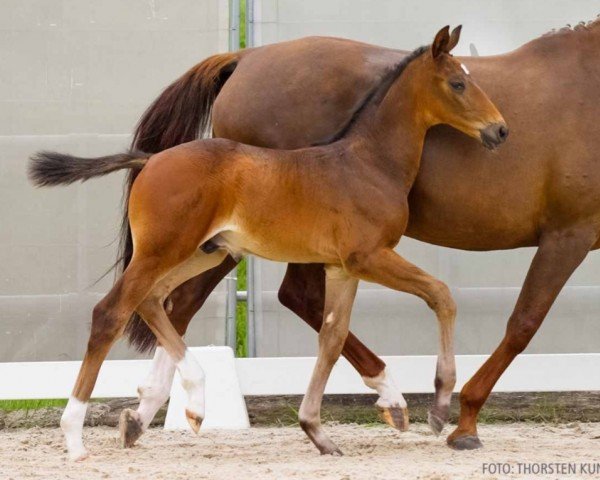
[542,15,600,37]
[316,15,600,146]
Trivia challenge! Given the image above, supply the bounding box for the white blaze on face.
[60,396,89,461]
[461,63,470,75]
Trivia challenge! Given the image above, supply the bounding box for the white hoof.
[69,446,89,462]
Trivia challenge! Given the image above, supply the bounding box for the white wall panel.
[0,1,230,361]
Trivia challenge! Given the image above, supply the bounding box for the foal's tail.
[28,151,150,187]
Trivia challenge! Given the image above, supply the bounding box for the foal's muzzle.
[480,123,509,150]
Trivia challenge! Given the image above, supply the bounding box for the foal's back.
[134,136,400,264]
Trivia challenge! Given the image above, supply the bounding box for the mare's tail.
[122,52,240,353]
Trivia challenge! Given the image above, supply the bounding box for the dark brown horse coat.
[126,21,600,449]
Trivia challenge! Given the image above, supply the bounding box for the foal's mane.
[314,44,429,146]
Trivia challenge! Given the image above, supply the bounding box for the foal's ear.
[446,25,462,52]
[432,25,450,58]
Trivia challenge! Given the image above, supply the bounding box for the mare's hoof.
[319,445,344,456]
[447,434,483,450]
[119,409,144,448]
[378,406,409,432]
[185,409,203,434]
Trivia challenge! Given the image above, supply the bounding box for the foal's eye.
[449,80,465,92]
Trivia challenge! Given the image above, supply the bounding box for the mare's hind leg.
[279,263,407,431]
[447,226,596,450]
[345,248,457,435]
[61,258,167,460]
[133,250,229,435]
[299,266,358,455]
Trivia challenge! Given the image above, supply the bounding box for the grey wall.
[3,0,600,363]
[252,0,599,54]
[0,0,229,361]
[249,0,600,357]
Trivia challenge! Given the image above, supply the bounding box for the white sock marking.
[137,347,177,430]
[60,396,89,461]
[362,368,407,409]
[176,350,206,419]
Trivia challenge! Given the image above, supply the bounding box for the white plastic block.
[164,346,249,430]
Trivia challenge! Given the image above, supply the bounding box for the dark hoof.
[378,406,409,432]
[447,434,483,450]
[427,412,446,436]
[427,406,449,435]
[119,409,144,448]
[320,446,344,456]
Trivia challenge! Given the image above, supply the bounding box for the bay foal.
[30,26,507,460]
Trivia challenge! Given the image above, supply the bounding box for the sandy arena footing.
[1,423,599,479]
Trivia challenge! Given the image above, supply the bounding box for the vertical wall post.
[246,256,256,357]
[229,0,240,51]
[244,0,257,357]
[225,268,238,350]
[225,0,241,352]
[246,0,255,48]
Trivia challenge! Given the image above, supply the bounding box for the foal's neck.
[348,63,429,190]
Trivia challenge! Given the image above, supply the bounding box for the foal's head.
[413,26,508,149]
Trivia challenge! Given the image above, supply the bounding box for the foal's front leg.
[299,266,358,455]
[346,248,457,435]
[278,263,408,431]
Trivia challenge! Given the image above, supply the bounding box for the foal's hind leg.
[121,256,239,448]
[133,250,229,434]
[61,259,165,460]
[121,251,229,445]
[119,345,175,447]
[345,248,457,435]
[299,266,358,455]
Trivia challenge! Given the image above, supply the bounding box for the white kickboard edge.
[0,359,152,400]
[236,354,600,395]
[0,353,598,431]
[164,346,250,430]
